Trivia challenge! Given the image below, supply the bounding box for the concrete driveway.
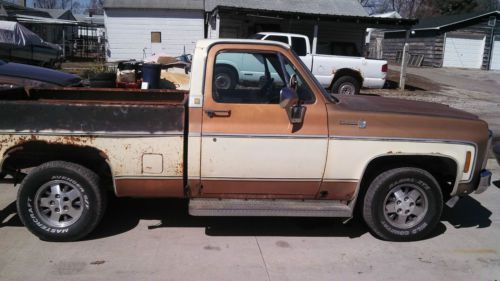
[0,160,499,281]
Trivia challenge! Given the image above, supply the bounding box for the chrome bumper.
[475,170,492,194]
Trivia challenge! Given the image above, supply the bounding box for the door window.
[282,58,315,103]
[213,52,285,104]
[212,51,315,104]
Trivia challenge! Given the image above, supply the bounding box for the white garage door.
[490,36,500,70]
[443,35,485,69]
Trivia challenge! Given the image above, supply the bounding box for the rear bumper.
[362,77,385,89]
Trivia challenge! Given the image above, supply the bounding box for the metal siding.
[104,0,204,10]
[205,0,368,16]
[105,9,204,62]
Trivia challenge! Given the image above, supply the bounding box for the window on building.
[151,32,161,43]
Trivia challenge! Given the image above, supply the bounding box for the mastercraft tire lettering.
[362,167,443,241]
[17,161,106,242]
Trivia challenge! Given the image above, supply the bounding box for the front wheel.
[17,161,106,241]
[362,167,443,241]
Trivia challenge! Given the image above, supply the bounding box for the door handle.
[204,109,231,118]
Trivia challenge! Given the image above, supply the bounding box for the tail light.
[381,64,388,73]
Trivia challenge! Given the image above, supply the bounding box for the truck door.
[200,44,328,198]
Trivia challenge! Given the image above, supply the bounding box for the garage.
[382,10,500,70]
[490,36,500,70]
[443,35,485,69]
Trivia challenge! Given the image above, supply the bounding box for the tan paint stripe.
[201,180,320,197]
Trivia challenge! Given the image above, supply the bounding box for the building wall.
[382,14,500,69]
[104,9,204,62]
[383,35,444,67]
[217,14,366,56]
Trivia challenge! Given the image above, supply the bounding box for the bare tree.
[32,0,83,12]
[88,0,104,14]
[359,0,439,17]
[33,0,58,9]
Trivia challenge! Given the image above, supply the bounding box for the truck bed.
[0,87,188,135]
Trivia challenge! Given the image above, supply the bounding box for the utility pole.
[399,29,411,92]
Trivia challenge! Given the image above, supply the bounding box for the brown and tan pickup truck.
[0,39,493,242]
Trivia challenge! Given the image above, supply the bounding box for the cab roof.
[195,39,291,50]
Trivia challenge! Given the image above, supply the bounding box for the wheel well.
[214,63,239,80]
[1,141,113,188]
[357,155,458,205]
[331,69,363,89]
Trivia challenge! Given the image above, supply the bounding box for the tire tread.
[362,167,443,241]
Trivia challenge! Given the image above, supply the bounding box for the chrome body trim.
[114,176,184,180]
[200,177,320,181]
[201,133,327,139]
[0,130,184,137]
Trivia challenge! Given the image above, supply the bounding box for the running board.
[189,199,352,217]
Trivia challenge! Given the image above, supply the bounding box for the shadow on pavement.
[493,180,500,189]
[0,201,22,228]
[442,196,492,229]
[86,196,368,240]
[1,192,492,241]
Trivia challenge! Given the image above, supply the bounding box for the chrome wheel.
[34,180,84,228]
[339,83,356,95]
[215,73,231,90]
[383,184,428,229]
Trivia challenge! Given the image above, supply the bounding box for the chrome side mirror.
[279,87,298,109]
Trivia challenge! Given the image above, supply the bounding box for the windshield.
[288,48,337,103]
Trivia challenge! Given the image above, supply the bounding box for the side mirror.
[279,87,298,109]
[289,74,298,91]
[288,105,306,124]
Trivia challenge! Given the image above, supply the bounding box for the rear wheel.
[17,161,106,241]
[362,167,443,241]
[331,76,360,95]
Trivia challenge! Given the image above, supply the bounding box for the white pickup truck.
[214,32,388,95]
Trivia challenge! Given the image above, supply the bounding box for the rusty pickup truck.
[0,39,493,242]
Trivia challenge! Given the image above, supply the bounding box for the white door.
[490,36,500,70]
[443,35,485,69]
